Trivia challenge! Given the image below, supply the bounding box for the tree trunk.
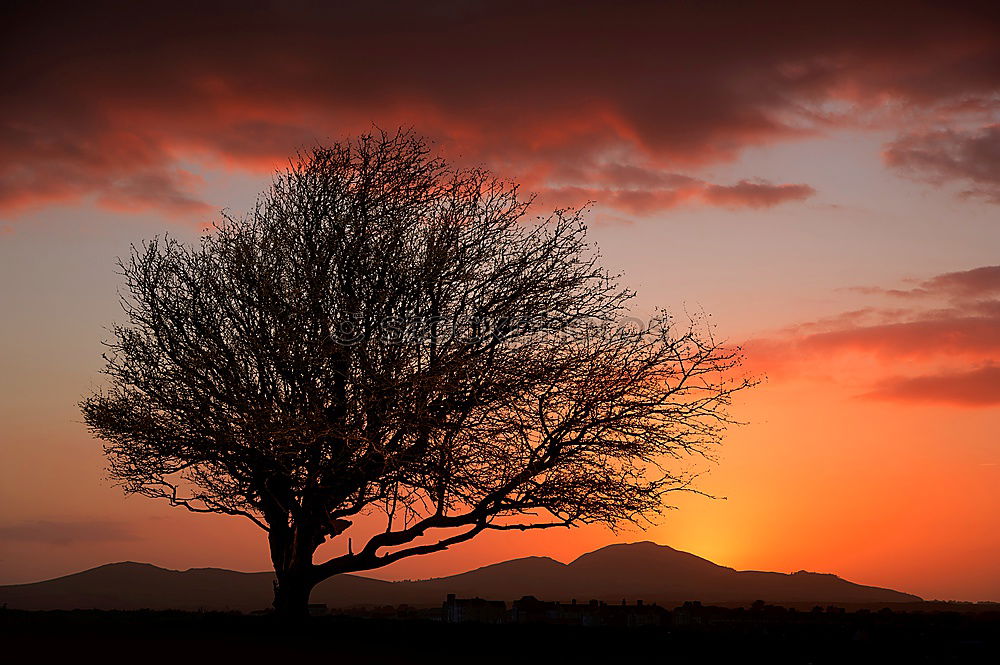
[272,570,315,620]
[265,502,321,619]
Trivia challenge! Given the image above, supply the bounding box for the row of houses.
[441,596,909,628]
[443,594,669,627]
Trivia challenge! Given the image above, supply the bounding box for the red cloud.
[0,119,213,216]
[745,264,1000,405]
[802,316,1000,359]
[745,311,1000,375]
[2,2,997,217]
[540,185,702,215]
[865,366,1000,407]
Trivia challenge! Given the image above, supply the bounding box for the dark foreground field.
[2,607,998,665]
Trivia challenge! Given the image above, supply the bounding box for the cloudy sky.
[1,1,998,600]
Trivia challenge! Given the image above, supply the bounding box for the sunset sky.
[1,1,998,601]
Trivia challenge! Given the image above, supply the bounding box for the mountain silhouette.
[0,541,920,611]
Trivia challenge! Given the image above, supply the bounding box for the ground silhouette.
[2,606,996,665]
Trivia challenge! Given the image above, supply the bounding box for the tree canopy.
[81,130,751,617]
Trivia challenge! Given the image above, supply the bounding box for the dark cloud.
[99,170,213,216]
[538,163,815,213]
[0,520,140,546]
[884,126,1000,202]
[1,1,997,217]
[916,265,1000,298]
[866,365,1000,406]
[851,265,1000,299]
[542,179,815,214]
[702,180,816,208]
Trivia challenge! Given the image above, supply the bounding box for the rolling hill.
[0,541,920,611]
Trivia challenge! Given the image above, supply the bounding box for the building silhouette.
[443,594,668,626]
[442,594,506,624]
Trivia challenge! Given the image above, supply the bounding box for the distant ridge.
[0,541,920,611]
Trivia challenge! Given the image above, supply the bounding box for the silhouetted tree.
[81,130,751,618]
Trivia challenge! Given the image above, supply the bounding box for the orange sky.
[1,1,998,601]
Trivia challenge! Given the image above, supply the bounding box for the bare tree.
[81,130,752,618]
